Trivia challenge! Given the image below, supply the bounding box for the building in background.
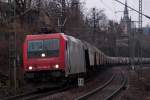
[116,0,132,56]
[120,0,131,36]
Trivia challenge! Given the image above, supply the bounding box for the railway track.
[2,84,71,100]
[1,69,105,100]
[1,68,126,100]
[74,71,127,100]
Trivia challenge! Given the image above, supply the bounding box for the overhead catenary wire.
[100,0,116,21]
[114,0,150,20]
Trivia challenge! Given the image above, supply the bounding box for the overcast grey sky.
[83,0,150,27]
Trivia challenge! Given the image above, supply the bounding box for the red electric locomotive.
[23,33,86,81]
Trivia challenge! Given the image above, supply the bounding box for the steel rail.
[104,72,127,100]
[3,89,38,100]
[24,86,71,100]
[74,74,115,100]
[3,84,70,100]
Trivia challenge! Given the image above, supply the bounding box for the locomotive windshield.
[28,39,60,58]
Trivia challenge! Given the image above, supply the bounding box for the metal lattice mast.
[9,0,17,93]
[137,0,142,80]
[138,0,142,66]
[139,0,142,30]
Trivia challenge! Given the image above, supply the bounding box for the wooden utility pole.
[60,0,66,33]
[37,0,41,14]
[93,8,96,41]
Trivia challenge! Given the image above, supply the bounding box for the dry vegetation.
[0,0,150,93]
[0,0,123,74]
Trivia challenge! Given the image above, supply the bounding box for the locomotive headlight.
[55,64,59,69]
[29,66,33,70]
[41,53,46,57]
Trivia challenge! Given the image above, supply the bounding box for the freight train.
[23,33,150,82]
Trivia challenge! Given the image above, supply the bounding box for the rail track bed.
[2,82,71,100]
[35,68,116,100]
[115,66,150,100]
[75,70,126,100]
[1,67,127,100]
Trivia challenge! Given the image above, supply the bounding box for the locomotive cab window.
[28,40,43,51]
[28,39,60,58]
